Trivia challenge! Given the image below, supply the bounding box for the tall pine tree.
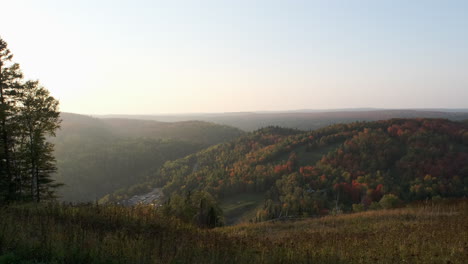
[0,38,23,202]
[19,81,61,201]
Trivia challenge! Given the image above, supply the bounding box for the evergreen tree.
[19,81,61,201]
[0,38,23,202]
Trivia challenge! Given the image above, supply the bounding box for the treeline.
[0,38,61,203]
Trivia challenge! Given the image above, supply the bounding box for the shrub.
[368,202,381,210]
[432,195,443,202]
[379,194,400,209]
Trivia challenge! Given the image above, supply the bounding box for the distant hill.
[56,113,244,145]
[104,118,468,224]
[97,109,468,131]
[51,113,244,202]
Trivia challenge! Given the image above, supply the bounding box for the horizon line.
[60,107,468,117]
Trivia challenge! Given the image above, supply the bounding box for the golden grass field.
[1,199,467,263]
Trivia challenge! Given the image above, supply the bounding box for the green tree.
[165,190,223,228]
[18,80,61,201]
[0,37,61,203]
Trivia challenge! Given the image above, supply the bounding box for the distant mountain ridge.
[96,109,468,131]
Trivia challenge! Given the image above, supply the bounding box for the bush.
[379,194,400,209]
[164,191,224,228]
[368,202,381,210]
[432,195,443,202]
[352,203,364,212]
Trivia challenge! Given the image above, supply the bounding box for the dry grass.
[0,199,467,263]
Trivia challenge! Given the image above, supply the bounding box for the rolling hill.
[50,113,244,202]
[104,118,468,224]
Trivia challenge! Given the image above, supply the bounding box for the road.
[121,188,163,206]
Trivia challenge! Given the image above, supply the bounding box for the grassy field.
[221,199,468,263]
[0,199,467,263]
[220,193,265,225]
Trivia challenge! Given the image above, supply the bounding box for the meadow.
[220,193,265,225]
[0,199,466,264]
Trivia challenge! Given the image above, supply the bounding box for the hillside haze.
[51,113,244,202]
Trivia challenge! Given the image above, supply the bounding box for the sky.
[1,0,467,114]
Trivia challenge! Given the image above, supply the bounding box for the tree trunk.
[29,133,36,201]
[35,163,40,202]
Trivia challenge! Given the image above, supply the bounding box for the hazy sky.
[1,0,467,114]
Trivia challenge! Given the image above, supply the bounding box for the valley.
[52,113,244,202]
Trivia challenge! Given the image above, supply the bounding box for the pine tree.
[19,80,61,201]
[0,38,23,202]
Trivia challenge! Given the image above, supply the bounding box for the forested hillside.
[106,118,468,223]
[51,113,244,202]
